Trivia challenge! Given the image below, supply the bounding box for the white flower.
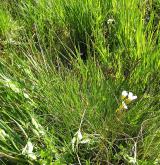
[122,90,128,98]
[107,18,115,24]
[128,92,137,101]
[122,101,128,109]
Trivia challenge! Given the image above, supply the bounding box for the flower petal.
[128,92,137,101]
[122,91,128,97]
[128,92,133,98]
[132,96,137,100]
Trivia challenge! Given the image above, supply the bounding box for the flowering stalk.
[116,91,137,114]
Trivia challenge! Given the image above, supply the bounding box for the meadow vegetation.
[0,0,160,164]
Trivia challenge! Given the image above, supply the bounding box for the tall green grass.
[0,0,160,164]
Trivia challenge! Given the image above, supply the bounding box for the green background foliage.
[0,0,159,164]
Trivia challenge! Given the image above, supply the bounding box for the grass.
[0,0,160,164]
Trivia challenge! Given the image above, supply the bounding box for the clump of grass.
[0,0,160,164]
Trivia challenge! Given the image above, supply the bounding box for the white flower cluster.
[116,90,137,114]
[121,91,137,110]
[122,91,137,101]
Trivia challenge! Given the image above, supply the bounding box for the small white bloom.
[107,18,115,24]
[122,101,128,109]
[122,91,128,98]
[128,92,137,101]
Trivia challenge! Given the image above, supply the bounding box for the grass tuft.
[0,0,160,164]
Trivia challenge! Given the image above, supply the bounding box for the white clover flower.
[128,92,137,101]
[122,101,128,109]
[122,90,128,99]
